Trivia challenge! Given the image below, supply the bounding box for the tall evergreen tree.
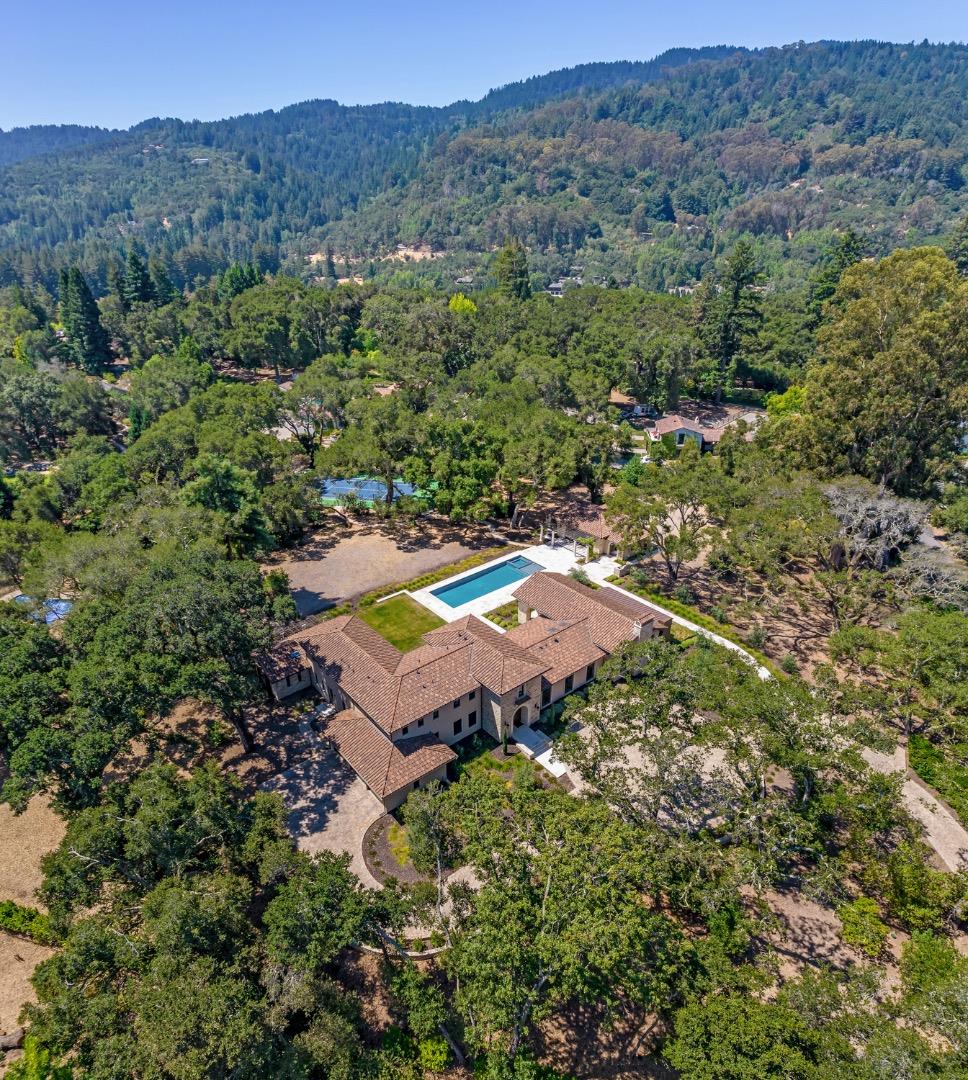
[806,228,865,325]
[493,238,532,300]
[60,266,111,373]
[120,250,154,309]
[697,240,762,403]
[148,256,178,304]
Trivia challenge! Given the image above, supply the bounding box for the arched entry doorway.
[512,705,529,728]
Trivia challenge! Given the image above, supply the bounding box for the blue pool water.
[430,555,544,608]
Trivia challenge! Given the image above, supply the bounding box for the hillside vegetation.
[2,41,967,293]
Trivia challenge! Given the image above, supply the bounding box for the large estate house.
[259,572,671,810]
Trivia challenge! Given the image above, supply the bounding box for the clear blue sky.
[4,0,967,129]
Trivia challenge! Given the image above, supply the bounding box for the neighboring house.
[257,572,670,809]
[608,389,657,418]
[649,414,725,451]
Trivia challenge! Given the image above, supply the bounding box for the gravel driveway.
[268,520,498,616]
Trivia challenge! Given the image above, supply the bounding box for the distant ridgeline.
[1,40,967,293]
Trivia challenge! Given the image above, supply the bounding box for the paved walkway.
[863,746,968,872]
[512,723,570,778]
[261,734,383,889]
[410,542,586,623]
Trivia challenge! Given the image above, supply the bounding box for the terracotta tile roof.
[320,709,455,799]
[507,617,605,685]
[503,614,558,647]
[288,613,545,734]
[556,508,617,542]
[294,616,401,727]
[423,615,548,695]
[652,414,724,441]
[395,648,481,728]
[513,573,669,652]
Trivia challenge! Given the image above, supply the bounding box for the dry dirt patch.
[104,697,318,797]
[0,933,55,1035]
[0,797,64,1046]
[0,798,64,909]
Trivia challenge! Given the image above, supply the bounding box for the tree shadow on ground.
[534,999,677,1079]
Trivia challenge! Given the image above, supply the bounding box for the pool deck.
[409,544,621,624]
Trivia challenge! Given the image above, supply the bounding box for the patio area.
[410,542,622,624]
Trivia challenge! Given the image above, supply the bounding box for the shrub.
[568,567,593,587]
[674,583,695,604]
[900,931,964,995]
[613,575,784,678]
[884,842,965,931]
[0,899,53,944]
[6,1036,72,1080]
[780,654,799,674]
[909,735,968,826]
[710,604,728,624]
[418,1036,450,1073]
[838,896,889,957]
[748,626,766,649]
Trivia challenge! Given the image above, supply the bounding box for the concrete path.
[582,560,773,679]
[863,746,968,873]
[512,723,570,778]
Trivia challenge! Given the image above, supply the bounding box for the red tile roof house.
[257,573,670,810]
[648,414,725,451]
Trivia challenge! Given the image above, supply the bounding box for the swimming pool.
[430,555,544,608]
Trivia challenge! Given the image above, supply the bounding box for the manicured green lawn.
[358,594,444,651]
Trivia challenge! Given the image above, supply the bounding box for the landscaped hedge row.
[0,899,54,944]
[483,601,519,630]
[316,546,514,623]
[607,575,784,678]
[909,735,968,827]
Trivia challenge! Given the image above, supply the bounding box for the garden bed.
[362,814,428,886]
[608,573,785,677]
[483,600,519,630]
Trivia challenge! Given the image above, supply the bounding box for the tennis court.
[318,476,427,506]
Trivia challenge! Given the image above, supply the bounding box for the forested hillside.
[0,124,121,167]
[0,48,731,293]
[2,41,967,294]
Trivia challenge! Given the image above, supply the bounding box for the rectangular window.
[401,725,409,735]
[586,664,595,683]
[432,709,439,720]
[453,718,463,736]
[417,717,425,728]
[468,711,477,727]
[285,674,292,687]
[541,686,551,706]
[469,690,476,700]
[453,697,461,708]
[564,674,574,693]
